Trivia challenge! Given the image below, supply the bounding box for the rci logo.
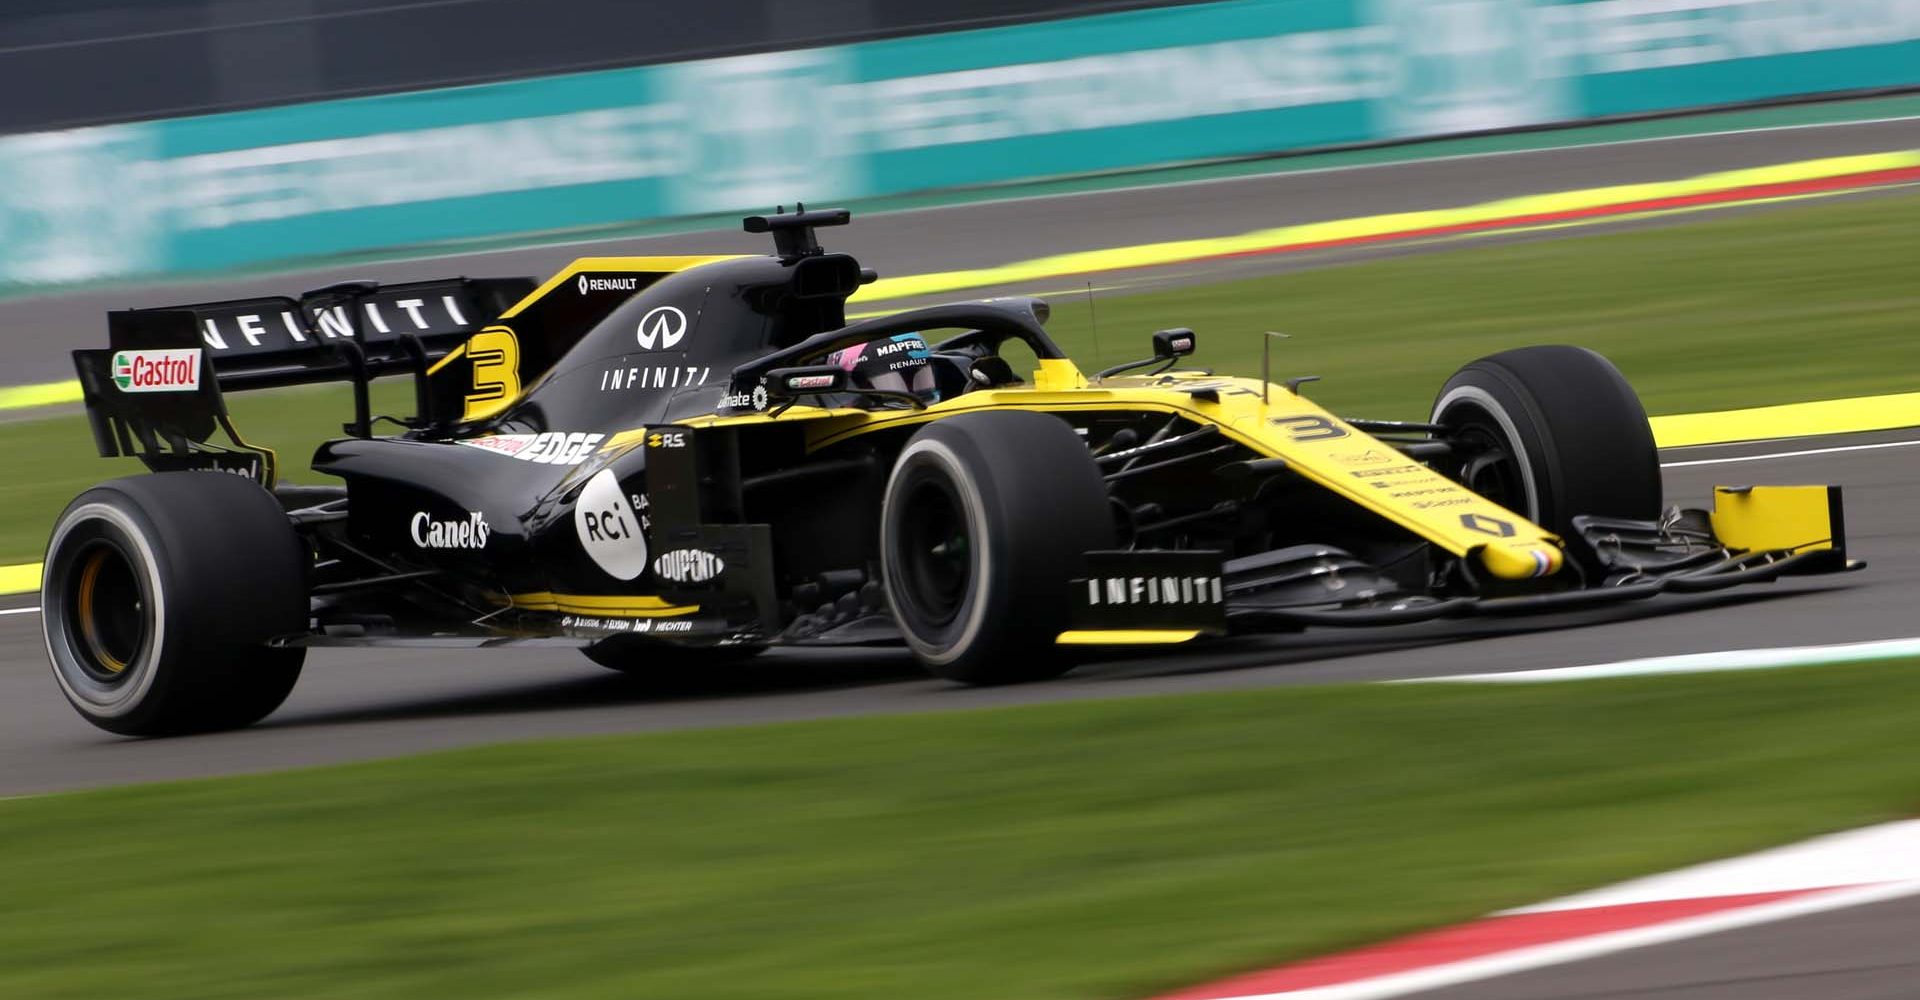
[636,306,688,350]
[1459,512,1516,537]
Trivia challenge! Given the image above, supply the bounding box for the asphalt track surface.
[3,113,1917,387]
[3,426,1915,798]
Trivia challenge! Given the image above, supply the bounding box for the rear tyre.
[42,473,308,736]
[1431,346,1661,572]
[880,411,1114,684]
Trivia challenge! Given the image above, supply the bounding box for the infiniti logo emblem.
[637,306,689,350]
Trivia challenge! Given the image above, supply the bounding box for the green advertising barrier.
[1,0,1915,286]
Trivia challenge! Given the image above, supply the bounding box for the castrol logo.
[111,349,202,393]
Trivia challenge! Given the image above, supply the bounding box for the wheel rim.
[896,475,971,627]
[1443,405,1533,517]
[1455,424,1526,509]
[65,542,147,684]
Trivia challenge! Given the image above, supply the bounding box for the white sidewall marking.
[42,501,168,718]
[1432,384,1540,520]
[882,437,994,667]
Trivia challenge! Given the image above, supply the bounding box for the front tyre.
[1431,346,1661,572]
[880,411,1114,684]
[43,474,308,736]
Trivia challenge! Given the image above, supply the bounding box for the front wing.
[1060,485,1857,645]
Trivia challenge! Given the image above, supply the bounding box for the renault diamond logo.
[577,274,588,295]
[1459,513,1515,537]
[636,306,689,350]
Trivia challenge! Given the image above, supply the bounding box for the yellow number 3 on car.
[463,327,521,421]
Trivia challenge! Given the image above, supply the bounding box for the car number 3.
[1270,415,1348,441]
[463,327,521,421]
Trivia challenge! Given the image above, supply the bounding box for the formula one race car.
[46,208,1857,734]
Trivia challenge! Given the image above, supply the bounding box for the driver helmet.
[827,332,940,403]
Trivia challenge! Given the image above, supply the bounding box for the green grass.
[1034,191,1920,421]
[4,662,1920,999]
[5,192,1917,565]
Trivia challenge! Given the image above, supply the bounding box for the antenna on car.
[743,203,853,262]
[1261,331,1288,405]
[1086,281,1102,375]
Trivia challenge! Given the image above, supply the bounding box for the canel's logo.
[411,511,490,549]
[636,306,689,350]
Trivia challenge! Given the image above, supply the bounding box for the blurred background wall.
[0,0,1207,133]
[1,0,1914,288]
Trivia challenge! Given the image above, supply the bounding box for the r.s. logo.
[574,469,648,580]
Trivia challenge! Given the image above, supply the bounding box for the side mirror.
[1153,328,1197,358]
[1094,328,1202,381]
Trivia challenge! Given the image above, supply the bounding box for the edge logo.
[458,432,604,466]
[653,548,725,584]
[111,348,202,393]
[575,468,649,580]
[411,511,490,549]
[636,306,689,350]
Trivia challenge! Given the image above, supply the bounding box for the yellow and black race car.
[48,208,1856,734]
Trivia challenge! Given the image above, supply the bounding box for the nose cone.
[1480,541,1564,580]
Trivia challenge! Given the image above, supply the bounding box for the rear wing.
[73,277,534,484]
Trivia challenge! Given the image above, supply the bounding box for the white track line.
[1405,636,1920,684]
[1508,820,1920,914]
[1661,437,1920,468]
[0,606,40,617]
[1244,880,1920,1000]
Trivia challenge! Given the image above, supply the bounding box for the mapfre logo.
[636,306,688,350]
[111,348,201,393]
[574,469,649,580]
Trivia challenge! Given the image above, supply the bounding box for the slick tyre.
[43,473,308,736]
[880,411,1114,684]
[1431,346,1661,573]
